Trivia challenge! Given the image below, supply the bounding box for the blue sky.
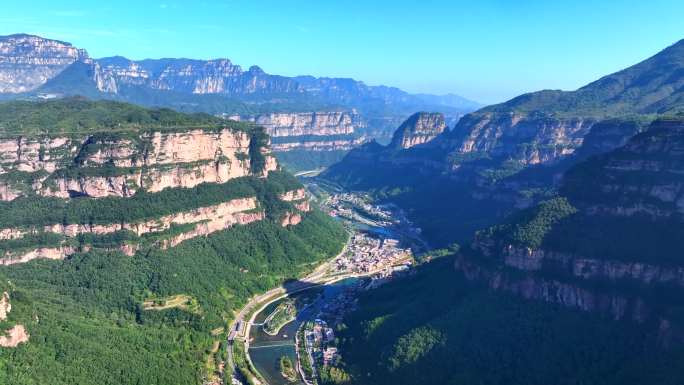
[1,0,683,104]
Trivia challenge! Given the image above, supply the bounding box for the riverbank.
[225,233,352,385]
[230,190,425,385]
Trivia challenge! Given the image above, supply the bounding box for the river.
[248,278,359,385]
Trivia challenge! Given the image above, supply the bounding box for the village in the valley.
[321,192,426,277]
[230,188,427,385]
[289,191,424,382]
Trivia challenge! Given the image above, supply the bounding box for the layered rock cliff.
[246,111,362,137]
[0,197,262,264]
[456,118,684,326]
[0,34,477,113]
[229,110,367,152]
[94,57,301,95]
[0,34,86,93]
[0,123,277,200]
[443,112,592,165]
[0,99,332,267]
[325,40,684,247]
[390,112,447,149]
[562,118,684,219]
[278,187,311,226]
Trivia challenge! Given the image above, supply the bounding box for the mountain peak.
[390,112,447,149]
[0,34,88,93]
[248,65,265,74]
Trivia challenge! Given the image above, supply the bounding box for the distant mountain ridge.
[0,34,87,93]
[0,33,481,172]
[0,34,481,114]
[324,37,684,246]
[323,39,684,385]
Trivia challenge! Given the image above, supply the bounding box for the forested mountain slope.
[335,117,684,385]
[0,98,347,385]
[323,39,684,385]
[324,39,684,246]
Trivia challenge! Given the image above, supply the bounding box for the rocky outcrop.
[294,200,310,212]
[445,112,593,165]
[0,34,86,93]
[0,292,10,321]
[390,112,447,149]
[0,128,277,200]
[0,324,29,347]
[0,246,75,266]
[279,188,306,202]
[280,212,303,227]
[160,210,264,249]
[455,255,651,322]
[0,197,263,264]
[561,119,684,220]
[0,183,21,201]
[278,188,311,227]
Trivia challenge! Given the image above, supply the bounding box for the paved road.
[224,235,351,381]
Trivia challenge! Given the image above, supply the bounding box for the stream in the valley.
[248,278,358,385]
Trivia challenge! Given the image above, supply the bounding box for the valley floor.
[228,189,423,385]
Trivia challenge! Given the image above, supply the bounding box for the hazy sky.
[1,0,683,104]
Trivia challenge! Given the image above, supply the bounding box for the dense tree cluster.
[0,171,302,229]
[0,97,251,136]
[336,256,684,385]
[0,209,346,385]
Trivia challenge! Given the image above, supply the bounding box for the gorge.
[0,24,684,385]
[0,97,348,385]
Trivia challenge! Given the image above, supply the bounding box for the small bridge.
[249,342,295,349]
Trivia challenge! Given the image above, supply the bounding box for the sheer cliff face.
[390,112,447,149]
[0,128,278,200]
[252,111,361,137]
[233,111,367,152]
[0,197,264,264]
[0,37,301,96]
[459,119,684,326]
[446,112,593,165]
[562,119,684,219]
[0,34,86,93]
[0,111,326,266]
[94,58,301,95]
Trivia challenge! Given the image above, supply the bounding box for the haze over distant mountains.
[0,34,481,115]
[0,33,483,171]
[326,37,684,244]
[321,37,684,385]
